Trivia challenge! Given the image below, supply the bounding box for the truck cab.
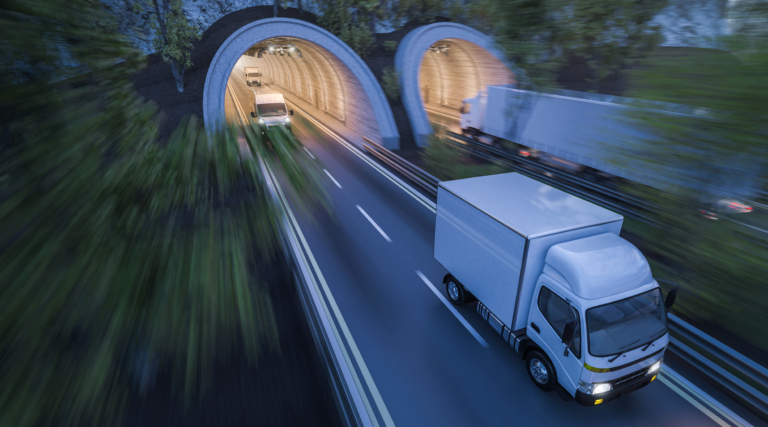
[459,91,487,139]
[524,233,668,405]
[252,92,293,133]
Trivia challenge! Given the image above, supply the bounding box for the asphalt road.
[226,70,761,427]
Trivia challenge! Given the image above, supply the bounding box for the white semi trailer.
[435,172,677,405]
[459,86,652,184]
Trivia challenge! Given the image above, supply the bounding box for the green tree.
[395,0,444,23]
[381,66,400,101]
[149,0,201,92]
[561,0,667,93]
[464,0,565,88]
[465,0,667,91]
[317,0,376,57]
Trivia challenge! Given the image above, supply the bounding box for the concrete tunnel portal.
[396,23,517,147]
[204,18,399,149]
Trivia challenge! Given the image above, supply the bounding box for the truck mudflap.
[477,302,527,353]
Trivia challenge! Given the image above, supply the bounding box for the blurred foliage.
[421,134,510,181]
[463,0,563,88]
[340,21,375,58]
[381,66,400,101]
[614,1,768,354]
[0,0,328,426]
[464,0,667,91]
[316,0,376,57]
[383,40,399,53]
[394,0,444,23]
[142,0,201,92]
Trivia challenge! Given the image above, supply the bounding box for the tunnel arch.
[204,18,399,148]
[395,22,516,147]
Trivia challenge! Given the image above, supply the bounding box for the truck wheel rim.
[530,359,548,384]
[448,282,459,300]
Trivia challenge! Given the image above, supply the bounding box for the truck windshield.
[586,288,667,357]
[257,103,287,117]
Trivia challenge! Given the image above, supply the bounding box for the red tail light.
[520,151,530,157]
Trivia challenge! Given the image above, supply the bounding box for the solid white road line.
[324,169,342,189]
[285,100,437,214]
[356,205,392,242]
[229,81,392,427]
[661,366,752,427]
[416,271,489,349]
[304,146,316,159]
[657,376,731,427]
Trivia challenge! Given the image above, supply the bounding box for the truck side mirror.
[665,288,677,312]
[290,110,294,116]
[251,111,256,118]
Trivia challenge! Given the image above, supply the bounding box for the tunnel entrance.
[395,23,516,147]
[204,18,399,148]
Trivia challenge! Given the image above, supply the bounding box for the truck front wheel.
[526,350,557,392]
[445,275,467,306]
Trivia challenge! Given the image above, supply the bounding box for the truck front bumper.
[575,368,658,406]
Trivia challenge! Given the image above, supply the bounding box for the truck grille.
[612,367,648,387]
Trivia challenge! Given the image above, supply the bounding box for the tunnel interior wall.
[232,40,382,144]
[418,38,515,114]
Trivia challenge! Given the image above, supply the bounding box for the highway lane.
[225,70,757,427]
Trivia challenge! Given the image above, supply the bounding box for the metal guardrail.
[362,137,440,196]
[667,314,768,422]
[360,132,768,423]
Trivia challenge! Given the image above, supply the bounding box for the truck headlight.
[284,117,290,123]
[648,359,662,374]
[258,118,265,124]
[578,380,613,395]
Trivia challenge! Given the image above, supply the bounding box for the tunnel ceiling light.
[428,44,450,55]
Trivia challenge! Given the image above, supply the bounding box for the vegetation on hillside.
[462,0,669,90]
[0,0,327,426]
[613,0,768,352]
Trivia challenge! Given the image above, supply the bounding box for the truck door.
[529,283,584,394]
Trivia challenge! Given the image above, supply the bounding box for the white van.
[251,92,293,132]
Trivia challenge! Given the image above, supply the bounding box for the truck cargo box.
[434,173,623,330]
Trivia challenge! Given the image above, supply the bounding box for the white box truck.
[434,172,677,406]
[244,67,262,86]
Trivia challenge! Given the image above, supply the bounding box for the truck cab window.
[538,287,581,358]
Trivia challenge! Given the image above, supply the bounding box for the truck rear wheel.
[526,350,557,392]
[444,275,467,306]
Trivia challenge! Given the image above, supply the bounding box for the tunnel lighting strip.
[228,82,394,427]
[285,100,437,214]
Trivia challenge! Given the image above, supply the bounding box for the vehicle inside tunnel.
[223,34,396,148]
[418,38,516,134]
